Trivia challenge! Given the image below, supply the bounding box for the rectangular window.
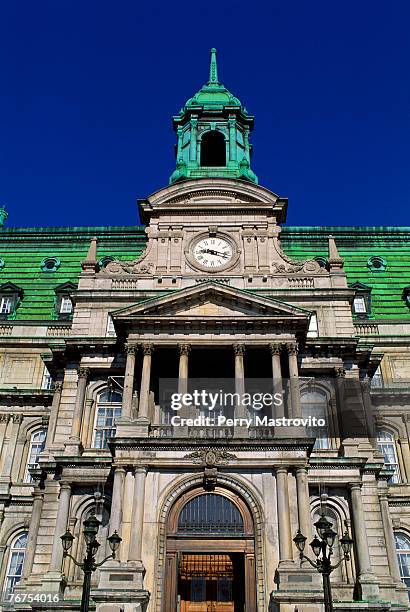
[353,297,367,313]
[4,551,25,600]
[60,296,73,314]
[41,366,53,390]
[0,297,13,314]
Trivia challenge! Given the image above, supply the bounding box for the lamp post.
[61,512,122,612]
[293,513,353,612]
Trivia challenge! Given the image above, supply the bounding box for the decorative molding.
[183,448,237,466]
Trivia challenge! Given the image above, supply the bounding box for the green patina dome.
[181,49,246,113]
[170,48,257,184]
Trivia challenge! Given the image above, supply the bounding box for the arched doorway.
[200,131,226,166]
[163,487,256,612]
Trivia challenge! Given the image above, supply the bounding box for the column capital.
[275,466,289,475]
[233,343,246,356]
[141,343,154,356]
[349,482,362,492]
[295,466,308,476]
[134,465,148,475]
[59,481,71,493]
[335,367,346,378]
[113,465,127,474]
[126,343,138,355]
[53,381,63,393]
[178,343,191,356]
[269,343,282,356]
[32,490,44,501]
[284,342,298,356]
[78,366,90,380]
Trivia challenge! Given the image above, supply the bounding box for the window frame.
[24,428,47,483]
[395,531,410,599]
[91,389,122,450]
[377,429,401,484]
[2,532,28,601]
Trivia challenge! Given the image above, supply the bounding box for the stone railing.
[354,321,379,336]
[46,325,71,337]
[288,277,314,289]
[0,325,13,336]
[112,279,140,289]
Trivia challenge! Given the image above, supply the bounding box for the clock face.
[192,236,234,269]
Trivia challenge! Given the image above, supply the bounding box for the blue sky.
[1,0,409,228]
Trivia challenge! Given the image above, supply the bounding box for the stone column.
[122,344,137,420]
[49,482,71,572]
[270,343,284,418]
[295,467,312,539]
[22,490,44,579]
[286,343,301,418]
[276,467,293,566]
[178,344,190,395]
[68,367,89,443]
[229,117,236,161]
[138,345,154,421]
[128,467,147,562]
[1,415,23,481]
[45,382,63,450]
[190,117,198,162]
[234,344,247,419]
[110,466,126,536]
[399,438,410,483]
[350,483,379,599]
[379,492,401,583]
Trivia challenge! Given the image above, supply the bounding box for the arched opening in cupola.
[200,130,226,167]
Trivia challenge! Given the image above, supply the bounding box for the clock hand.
[200,248,229,258]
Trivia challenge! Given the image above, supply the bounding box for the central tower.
[170,48,258,184]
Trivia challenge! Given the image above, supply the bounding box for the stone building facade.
[0,50,409,612]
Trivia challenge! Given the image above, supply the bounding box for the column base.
[93,560,149,612]
[356,573,380,601]
[64,438,83,456]
[40,570,65,594]
[275,563,322,591]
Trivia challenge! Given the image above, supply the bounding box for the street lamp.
[293,513,353,612]
[61,512,122,612]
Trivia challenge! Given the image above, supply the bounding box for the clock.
[190,235,236,271]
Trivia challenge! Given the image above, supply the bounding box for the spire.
[81,236,99,273]
[208,48,219,85]
[328,235,344,269]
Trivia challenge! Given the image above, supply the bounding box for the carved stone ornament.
[233,343,246,356]
[104,259,153,275]
[78,367,90,380]
[178,343,191,356]
[184,448,237,466]
[141,343,154,356]
[204,467,218,491]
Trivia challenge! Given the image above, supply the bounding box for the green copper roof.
[0,224,408,323]
[0,226,145,321]
[182,48,245,112]
[281,226,410,321]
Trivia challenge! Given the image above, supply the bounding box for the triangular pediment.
[112,281,311,321]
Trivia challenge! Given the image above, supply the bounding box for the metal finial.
[208,48,219,85]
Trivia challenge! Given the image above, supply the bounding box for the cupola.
[169,49,258,184]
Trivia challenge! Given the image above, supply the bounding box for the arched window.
[200,131,226,167]
[301,388,330,449]
[377,429,401,483]
[24,429,46,483]
[178,493,244,535]
[92,389,122,449]
[3,532,28,601]
[395,532,410,599]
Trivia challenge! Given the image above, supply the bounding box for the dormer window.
[54,282,76,320]
[41,257,60,272]
[367,256,386,272]
[349,282,372,319]
[353,296,367,314]
[99,256,115,269]
[0,283,23,320]
[60,296,73,315]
